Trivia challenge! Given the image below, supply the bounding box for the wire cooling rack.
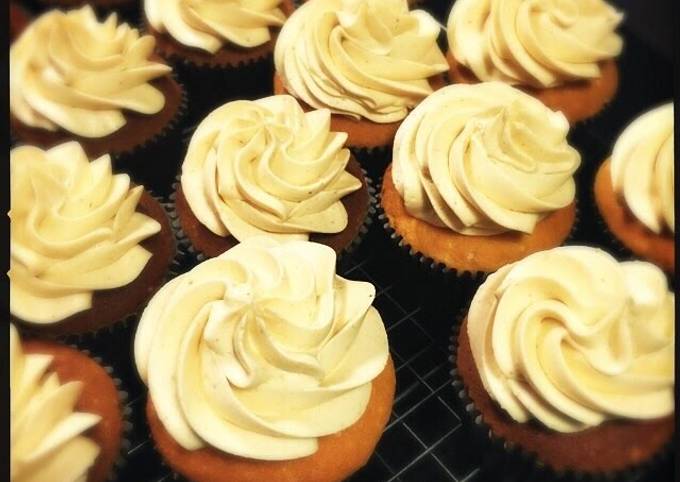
[11,0,675,480]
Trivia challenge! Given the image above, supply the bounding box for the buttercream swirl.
[393,82,580,235]
[274,0,448,123]
[145,0,286,52]
[181,95,362,241]
[10,323,101,482]
[10,142,162,324]
[10,6,171,138]
[468,246,675,433]
[448,0,623,88]
[135,237,389,460]
[611,102,674,234]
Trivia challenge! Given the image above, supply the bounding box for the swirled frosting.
[392,82,580,235]
[274,0,448,123]
[135,237,389,460]
[467,246,675,433]
[611,102,674,234]
[10,142,162,324]
[181,95,362,241]
[10,324,102,482]
[145,0,286,52]
[447,0,623,88]
[10,6,171,138]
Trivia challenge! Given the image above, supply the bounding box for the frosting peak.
[181,95,362,241]
[10,142,161,324]
[610,102,674,234]
[135,237,389,460]
[393,82,580,235]
[10,6,171,138]
[274,0,448,123]
[467,246,675,433]
[448,0,623,88]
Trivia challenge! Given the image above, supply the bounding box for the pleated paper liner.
[169,162,377,267]
[448,320,675,482]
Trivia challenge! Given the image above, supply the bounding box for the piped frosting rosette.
[10,6,171,138]
[145,0,286,52]
[181,95,362,242]
[274,0,448,123]
[392,82,580,235]
[10,142,161,324]
[467,246,675,433]
[448,0,623,88]
[10,323,101,482]
[134,237,389,460]
[610,102,674,235]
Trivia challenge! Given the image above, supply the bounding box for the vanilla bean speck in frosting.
[274,0,448,123]
[145,0,286,52]
[10,6,172,138]
[181,95,362,241]
[392,82,580,235]
[10,323,101,482]
[610,102,674,235]
[134,237,389,460]
[467,246,675,433]
[448,0,623,88]
[10,142,162,324]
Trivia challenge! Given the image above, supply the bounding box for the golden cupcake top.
[10,6,172,138]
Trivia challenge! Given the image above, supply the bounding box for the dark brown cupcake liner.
[350,145,392,185]
[448,321,675,482]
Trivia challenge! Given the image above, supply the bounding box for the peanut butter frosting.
[135,237,389,460]
[10,6,171,138]
[448,0,623,88]
[610,102,674,234]
[467,246,675,433]
[393,82,580,235]
[10,142,161,324]
[274,0,448,123]
[181,95,362,241]
[145,0,286,52]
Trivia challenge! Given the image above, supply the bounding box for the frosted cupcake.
[453,246,674,477]
[175,95,372,259]
[381,82,579,276]
[447,0,623,123]
[594,102,674,272]
[135,237,395,482]
[9,142,176,337]
[274,0,448,154]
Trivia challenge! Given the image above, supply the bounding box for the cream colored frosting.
[10,6,171,138]
[135,237,389,460]
[611,102,674,234]
[10,324,102,482]
[10,142,162,324]
[274,0,448,123]
[181,95,362,241]
[392,82,580,235]
[145,0,286,52]
[467,246,675,433]
[448,0,623,88]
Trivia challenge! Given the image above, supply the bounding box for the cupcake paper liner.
[350,145,392,185]
[448,321,674,482]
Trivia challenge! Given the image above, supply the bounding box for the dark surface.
[10,0,675,481]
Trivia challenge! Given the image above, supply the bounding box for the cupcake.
[453,246,675,477]
[9,142,176,337]
[175,95,372,260]
[144,0,295,121]
[446,0,623,124]
[273,0,448,157]
[10,323,124,482]
[594,102,674,273]
[10,6,185,189]
[134,237,395,482]
[381,82,579,277]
